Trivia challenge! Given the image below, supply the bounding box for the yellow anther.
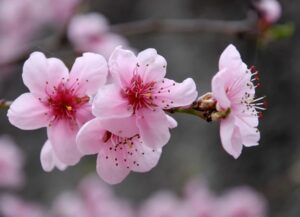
[143,93,152,98]
[65,105,73,111]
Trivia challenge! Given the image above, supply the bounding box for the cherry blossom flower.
[0,194,47,217]
[138,191,182,217]
[7,52,108,166]
[255,0,281,24]
[93,47,197,149]
[0,136,25,188]
[51,192,88,217]
[51,174,135,216]
[68,13,129,59]
[47,0,81,27]
[76,118,165,184]
[181,179,217,217]
[212,44,264,158]
[216,187,267,217]
[0,0,44,66]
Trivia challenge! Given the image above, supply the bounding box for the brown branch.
[165,92,230,122]
[111,15,258,36]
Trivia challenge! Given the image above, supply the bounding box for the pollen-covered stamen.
[45,83,90,121]
[124,73,156,112]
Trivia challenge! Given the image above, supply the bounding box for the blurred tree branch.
[111,15,258,36]
[1,15,259,71]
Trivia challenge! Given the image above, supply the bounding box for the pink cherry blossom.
[255,0,281,24]
[0,136,25,188]
[138,191,182,217]
[78,175,135,217]
[76,118,164,184]
[47,0,81,27]
[0,0,43,66]
[68,13,129,59]
[212,44,264,158]
[51,192,88,217]
[92,47,197,149]
[181,179,217,217]
[0,194,47,217]
[8,52,108,166]
[216,187,267,217]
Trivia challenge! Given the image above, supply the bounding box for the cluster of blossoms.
[7,44,264,184]
[0,175,268,217]
[0,0,80,70]
[68,13,132,59]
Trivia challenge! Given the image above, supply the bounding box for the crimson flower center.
[124,74,156,112]
[46,84,89,121]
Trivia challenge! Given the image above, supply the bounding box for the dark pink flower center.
[45,83,89,121]
[124,74,156,112]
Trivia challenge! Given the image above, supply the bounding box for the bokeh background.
[0,0,299,216]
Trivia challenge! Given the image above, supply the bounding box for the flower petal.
[40,140,67,172]
[75,104,94,127]
[40,140,55,172]
[69,52,108,95]
[128,137,162,173]
[219,44,246,73]
[166,115,178,129]
[76,118,106,155]
[92,84,132,119]
[99,116,139,138]
[108,46,137,88]
[235,117,260,147]
[96,149,130,185]
[136,109,170,149]
[211,69,231,110]
[47,121,82,165]
[22,52,69,99]
[220,115,243,159]
[137,48,167,83]
[7,93,50,130]
[153,78,197,108]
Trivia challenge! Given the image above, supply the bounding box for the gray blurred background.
[0,0,299,216]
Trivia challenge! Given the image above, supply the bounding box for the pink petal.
[69,52,108,95]
[47,121,82,165]
[99,116,139,138]
[237,109,259,127]
[136,109,170,149]
[76,118,106,155]
[7,93,50,130]
[235,117,260,147]
[220,115,243,159]
[137,48,167,83]
[40,140,55,172]
[94,33,129,59]
[75,104,94,127]
[153,78,198,108]
[108,47,137,88]
[128,138,162,173]
[92,84,132,119]
[96,148,130,185]
[22,52,69,99]
[211,69,231,110]
[166,115,178,129]
[40,140,67,172]
[219,44,246,73]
